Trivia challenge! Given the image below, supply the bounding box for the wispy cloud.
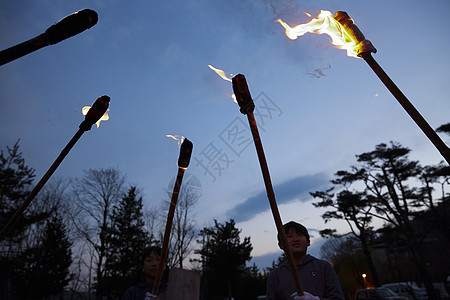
[227,173,329,222]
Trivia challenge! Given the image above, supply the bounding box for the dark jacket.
[266,254,344,300]
[122,281,167,300]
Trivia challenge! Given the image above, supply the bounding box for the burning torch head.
[79,95,110,131]
[334,11,376,57]
[178,138,193,169]
[45,9,98,45]
[232,74,255,115]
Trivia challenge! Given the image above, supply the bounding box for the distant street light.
[362,273,367,289]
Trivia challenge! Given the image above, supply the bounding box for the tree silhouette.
[0,141,52,299]
[311,185,381,286]
[311,141,447,299]
[193,219,252,299]
[72,167,125,300]
[102,186,150,299]
[436,122,450,135]
[21,214,73,299]
[418,163,450,243]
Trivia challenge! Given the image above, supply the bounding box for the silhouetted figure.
[122,246,168,300]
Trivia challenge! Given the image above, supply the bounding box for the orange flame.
[208,65,238,103]
[166,134,185,146]
[82,106,109,128]
[276,10,359,58]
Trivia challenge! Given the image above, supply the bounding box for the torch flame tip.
[208,64,232,82]
[166,134,186,147]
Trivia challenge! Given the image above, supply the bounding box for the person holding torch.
[122,246,168,300]
[266,221,344,300]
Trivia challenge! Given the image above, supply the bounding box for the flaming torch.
[0,95,110,241]
[232,73,304,296]
[209,65,304,294]
[152,136,193,296]
[0,9,98,66]
[277,11,450,164]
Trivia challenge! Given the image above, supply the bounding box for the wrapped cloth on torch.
[80,95,110,131]
[0,9,98,66]
[333,11,376,57]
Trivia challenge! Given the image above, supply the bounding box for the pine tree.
[194,219,252,299]
[102,186,150,299]
[0,141,51,299]
[310,141,446,299]
[21,214,73,299]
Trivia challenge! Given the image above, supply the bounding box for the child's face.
[285,227,309,256]
[142,251,161,282]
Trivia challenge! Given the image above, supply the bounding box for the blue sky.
[1,0,449,269]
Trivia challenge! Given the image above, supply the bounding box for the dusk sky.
[1,0,449,269]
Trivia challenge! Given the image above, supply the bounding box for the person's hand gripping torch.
[0,95,110,242]
[334,11,450,164]
[232,74,304,296]
[0,9,98,66]
[152,138,193,296]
